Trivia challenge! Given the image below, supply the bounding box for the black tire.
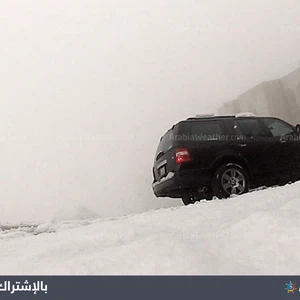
[212,163,250,199]
[181,192,196,206]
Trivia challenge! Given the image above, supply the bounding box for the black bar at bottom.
[0,276,299,300]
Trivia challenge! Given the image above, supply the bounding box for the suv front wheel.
[212,163,249,199]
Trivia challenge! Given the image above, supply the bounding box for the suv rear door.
[233,118,283,183]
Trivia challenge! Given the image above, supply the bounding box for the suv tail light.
[176,148,191,164]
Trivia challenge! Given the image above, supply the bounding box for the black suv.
[152,113,300,205]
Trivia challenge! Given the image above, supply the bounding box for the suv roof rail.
[195,114,215,118]
[187,114,215,120]
[186,113,257,121]
[235,112,256,118]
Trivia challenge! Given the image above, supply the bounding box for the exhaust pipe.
[198,186,208,194]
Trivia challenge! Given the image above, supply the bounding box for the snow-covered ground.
[1,181,300,275]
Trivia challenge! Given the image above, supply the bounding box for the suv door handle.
[238,144,247,147]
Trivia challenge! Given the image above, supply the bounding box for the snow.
[1,181,300,275]
[235,112,256,117]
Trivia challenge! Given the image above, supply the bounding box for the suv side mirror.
[295,124,300,134]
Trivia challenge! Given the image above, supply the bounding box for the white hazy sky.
[0,0,299,223]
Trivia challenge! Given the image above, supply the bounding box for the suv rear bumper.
[152,169,211,198]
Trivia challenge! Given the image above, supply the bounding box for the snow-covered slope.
[1,182,300,275]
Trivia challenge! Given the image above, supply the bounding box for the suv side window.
[191,121,222,141]
[236,119,267,139]
[262,118,294,137]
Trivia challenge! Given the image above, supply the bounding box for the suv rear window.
[236,119,266,138]
[155,129,174,158]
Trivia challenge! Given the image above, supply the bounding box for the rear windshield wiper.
[156,151,164,161]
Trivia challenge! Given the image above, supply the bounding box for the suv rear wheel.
[181,191,213,205]
[181,192,197,206]
[212,163,249,199]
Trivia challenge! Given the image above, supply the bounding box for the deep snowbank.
[1,181,300,275]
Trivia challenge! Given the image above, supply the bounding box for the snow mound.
[1,182,300,275]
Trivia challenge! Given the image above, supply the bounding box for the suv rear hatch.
[153,126,179,185]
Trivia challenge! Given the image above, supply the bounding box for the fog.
[0,0,299,223]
